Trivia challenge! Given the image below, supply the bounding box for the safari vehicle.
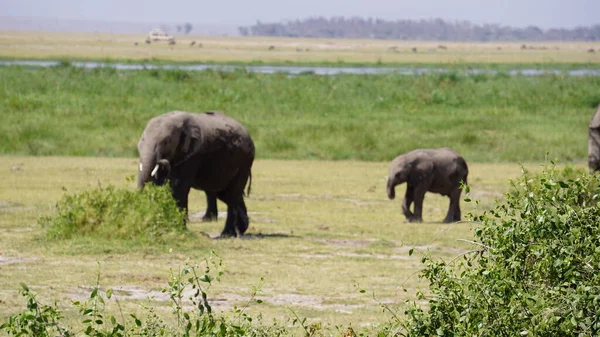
[146,29,175,43]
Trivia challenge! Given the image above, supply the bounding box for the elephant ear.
[175,118,203,164]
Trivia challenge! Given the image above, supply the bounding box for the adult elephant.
[386,148,468,223]
[137,111,255,237]
[588,105,600,172]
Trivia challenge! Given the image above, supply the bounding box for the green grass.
[1,65,599,163]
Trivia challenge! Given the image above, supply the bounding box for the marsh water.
[1,60,599,76]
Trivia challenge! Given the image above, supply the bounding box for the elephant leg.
[402,186,415,221]
[235,197,249,235]
[443,188,462,223]
[202,191,218,222]
[219,203,239,237]
[171,179,192,224]
[410,187,427,223]
[216,167,251,238]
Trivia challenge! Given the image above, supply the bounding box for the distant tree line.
[176,23,193,34]
[238,17,600,41]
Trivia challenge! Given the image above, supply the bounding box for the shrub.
[40,183,186,243]
[403,165,600,336]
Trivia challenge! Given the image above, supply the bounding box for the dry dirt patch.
[0,200,31,213]
[68,286,362,313]
[0,255,27,266]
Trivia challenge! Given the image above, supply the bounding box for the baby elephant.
[386,148,468,223]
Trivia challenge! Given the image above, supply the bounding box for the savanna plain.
[1,32,600,335]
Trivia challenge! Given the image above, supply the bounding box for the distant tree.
[183,23,193,34]
[238,27,250,36]
[176,25,182,32]
[237,17,600,41]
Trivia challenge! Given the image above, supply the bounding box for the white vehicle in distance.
[146,29,175,44]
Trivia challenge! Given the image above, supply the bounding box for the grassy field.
[0,155,552,330]
[1,31,600,65]
[1,65,599,163]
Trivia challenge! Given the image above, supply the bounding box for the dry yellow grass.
[1,31,599,64]
[0,155,567,328]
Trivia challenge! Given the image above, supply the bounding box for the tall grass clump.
[40,183,186,244]
[402,165,600,336]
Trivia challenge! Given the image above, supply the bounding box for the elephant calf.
[386,148,468,223]
[137,110,255,237]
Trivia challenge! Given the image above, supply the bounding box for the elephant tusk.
[151,164,159,177]
[139,163,143,172]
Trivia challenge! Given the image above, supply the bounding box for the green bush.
[403,165,600,336]
[40,183,186,243]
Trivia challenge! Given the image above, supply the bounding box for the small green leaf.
[19,283,30,292]
[199,274,213,283]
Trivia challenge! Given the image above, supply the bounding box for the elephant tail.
[245,171,252,197]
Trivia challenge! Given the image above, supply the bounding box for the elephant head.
[386,154,433,200]
[137,112,202,188]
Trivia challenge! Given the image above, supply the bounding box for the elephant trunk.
[387,178,396,200]
[138,150,157,189]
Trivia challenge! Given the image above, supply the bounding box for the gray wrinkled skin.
[386,147,468,223]
[137,111,255,237]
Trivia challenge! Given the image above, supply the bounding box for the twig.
[448,248,486,264]
[287,307,310,336]
[457,239,491,250]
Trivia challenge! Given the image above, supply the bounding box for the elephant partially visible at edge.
[588,105,600,172]
[386,148,468,223]
[137,110,255,237]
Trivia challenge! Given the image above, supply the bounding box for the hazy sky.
[1,0,598,28]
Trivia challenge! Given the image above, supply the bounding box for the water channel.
[1,60,599,76]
